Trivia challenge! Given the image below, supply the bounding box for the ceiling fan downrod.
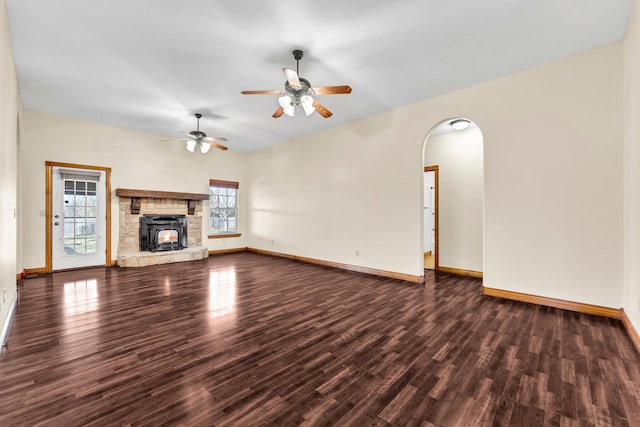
[293,49,303,76]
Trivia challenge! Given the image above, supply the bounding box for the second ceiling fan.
[162,113,228,154]
[241,50,352,119]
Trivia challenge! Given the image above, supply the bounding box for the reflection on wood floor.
[1,252,639,425]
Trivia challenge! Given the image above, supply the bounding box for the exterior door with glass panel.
[52,167,106,270]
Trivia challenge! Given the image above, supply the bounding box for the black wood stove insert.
[139,214,188,252]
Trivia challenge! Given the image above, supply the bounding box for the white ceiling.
[5,0,633,152]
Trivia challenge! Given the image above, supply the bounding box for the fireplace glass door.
[158,229,178,243]
[139,215,187,252]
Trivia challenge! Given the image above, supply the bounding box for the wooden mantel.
[115,188,209,215]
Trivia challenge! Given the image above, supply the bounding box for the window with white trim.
[209,179,239,235]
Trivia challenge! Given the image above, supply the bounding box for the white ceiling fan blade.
[283,68,301,89]
[203,136,228,142]
[178,131,198,139]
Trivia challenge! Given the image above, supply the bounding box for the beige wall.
[480,44,623,307]
[424,127,483,272]
[0,0,20,342]
[247,43,623,308]
[20,110,248,269]
[624,0,640,333]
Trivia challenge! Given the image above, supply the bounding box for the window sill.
[208,233,242,239]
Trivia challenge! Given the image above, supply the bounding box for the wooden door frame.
[45,161,112,272]
[424,165,439,271]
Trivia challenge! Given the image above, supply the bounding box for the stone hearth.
[117,246,208,268]
[116,189,209,267]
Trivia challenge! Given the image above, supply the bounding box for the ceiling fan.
[241,50,352,119]
[162,113,228,153]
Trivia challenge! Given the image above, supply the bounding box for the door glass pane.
[62,179,98,256]
[74,238,87,254]
[86,206,97,218]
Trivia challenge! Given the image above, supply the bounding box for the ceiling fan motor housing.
[188,130,207,139]
[284,78,314,105]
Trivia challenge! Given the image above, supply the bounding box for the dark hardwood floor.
[1,252,639,426]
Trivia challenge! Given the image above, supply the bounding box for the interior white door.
[423,171,435,253]
[52,166,106,270]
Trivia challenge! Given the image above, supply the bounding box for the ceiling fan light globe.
[301,95,314,116]
[186,140,196,152]
[283,104,296,117]
[278,94,292,109]
[199,142,211,154]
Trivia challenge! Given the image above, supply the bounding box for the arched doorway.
[422,118,484,277]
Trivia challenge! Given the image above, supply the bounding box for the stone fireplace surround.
[116,188,209,267]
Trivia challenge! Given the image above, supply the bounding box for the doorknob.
[54,222,59,226]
